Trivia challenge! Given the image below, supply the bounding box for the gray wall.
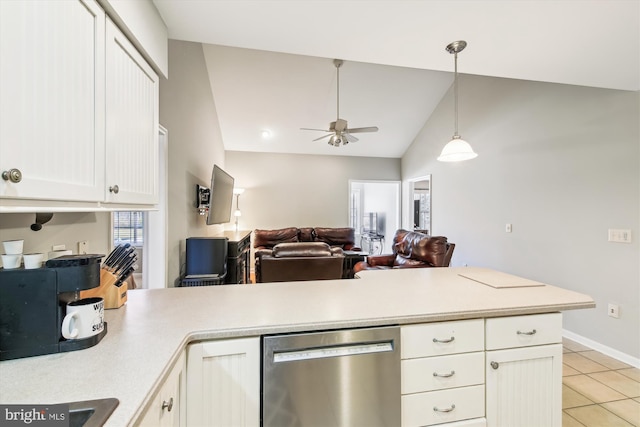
[225,151,401,232]
[402,74,640,359]
[160,40,226,286]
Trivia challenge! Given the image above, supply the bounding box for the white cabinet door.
[186,337,260,427]
[0,0,105,202]
[105,18,158,205]
[485,344,562,427]
[139,352,186,427]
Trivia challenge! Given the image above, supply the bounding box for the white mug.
[61,297,104,340]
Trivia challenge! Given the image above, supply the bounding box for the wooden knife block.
[80,269,128,309]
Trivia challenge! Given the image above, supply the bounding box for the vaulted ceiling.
[153,0,640,158]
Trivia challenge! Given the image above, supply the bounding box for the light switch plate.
[608,229,632,243]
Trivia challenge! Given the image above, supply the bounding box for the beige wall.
[225,151,401,231]
[402,74,640,360]
[0,212,111,259]
[160,40,226,286]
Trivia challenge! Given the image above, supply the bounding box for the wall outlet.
[608,303,620,318]
[505,223,512,233]
[78,241,88,254]
[608,229,632,243]
[52,244,65,251]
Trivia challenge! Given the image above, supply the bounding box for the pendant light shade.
[438,40,477,162]
[437,135,478,162]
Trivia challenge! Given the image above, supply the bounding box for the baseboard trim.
[563,329,640,368]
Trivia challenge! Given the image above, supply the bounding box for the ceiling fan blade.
[346,126,379,134]
[344,133,359,143]
[312,133,333,142]
[301,127,331,132]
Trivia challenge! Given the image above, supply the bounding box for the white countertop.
[0,267,595,426]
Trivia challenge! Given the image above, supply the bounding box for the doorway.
[405,175,431,235]
[348,180,401,254]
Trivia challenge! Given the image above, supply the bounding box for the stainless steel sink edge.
[68,398,119,427]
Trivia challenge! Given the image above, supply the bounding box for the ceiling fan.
[301,59,378,147]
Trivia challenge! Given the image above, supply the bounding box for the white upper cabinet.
[0,0,163,211]
[105,18,159,205]
[0,0,106,202]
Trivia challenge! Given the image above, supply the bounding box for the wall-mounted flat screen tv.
[206,165,235,225]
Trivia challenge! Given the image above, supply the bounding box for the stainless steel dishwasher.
[262,326,400,427]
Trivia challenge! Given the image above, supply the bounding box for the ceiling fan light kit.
[438,40,478,162]
[301,59,378,147]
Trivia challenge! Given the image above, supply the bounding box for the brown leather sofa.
[259,242,344,283]
[354,229,455,273]
[253,227,359,282]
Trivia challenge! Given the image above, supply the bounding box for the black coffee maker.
[0,254,107,361]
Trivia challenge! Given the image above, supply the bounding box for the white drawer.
[402,385,485,427]
[402,319,484,359]
[485,313,562,350]
[402,352,485,394]
[443,419,486,427]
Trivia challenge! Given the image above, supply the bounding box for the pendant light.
[437,40,478,162]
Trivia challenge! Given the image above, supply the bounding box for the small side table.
[343,251,368,279]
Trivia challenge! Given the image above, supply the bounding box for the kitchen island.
[0,267,594,426]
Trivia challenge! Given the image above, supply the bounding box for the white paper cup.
[1,254,23,269]
[2,239,23,255]
[23,253,44,269]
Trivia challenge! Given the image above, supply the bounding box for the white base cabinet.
[485,313,563,427]
[186,337,260,427]
[486,344,562,427]
[401,313,563,427]
[139,352,186,427]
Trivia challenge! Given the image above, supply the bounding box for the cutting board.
[459,268,546,289]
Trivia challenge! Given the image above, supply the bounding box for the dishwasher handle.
[272,341,394,363]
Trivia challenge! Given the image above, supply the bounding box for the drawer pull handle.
[109,185,120,194]
[432,336,455,344]
[517,329,537,336]
[433,370,455,378]
[491,361,499,369]
[433,404,456,413]
[161,397,173,412]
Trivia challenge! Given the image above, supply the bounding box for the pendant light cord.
[453,51,459,137]
[336,63,340,121]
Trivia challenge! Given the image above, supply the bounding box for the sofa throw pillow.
[314,227,355,247]
[253,227,299,248]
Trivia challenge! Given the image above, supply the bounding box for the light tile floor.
[563,338,640,427]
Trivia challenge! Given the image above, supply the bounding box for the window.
[112,211,144,246]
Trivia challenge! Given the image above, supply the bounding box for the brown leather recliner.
[354,229,455,273]
[259,242,344,283]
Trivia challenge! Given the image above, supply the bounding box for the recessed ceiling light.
[261,129,272,139]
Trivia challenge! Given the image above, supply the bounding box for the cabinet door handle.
[433,404,456,413]
[517,329,537,336]
[161,397,174,412]
[432,336,455,343]
[491,361,499,370]
[109,185,120,194]
[433,370,455,378]
[2,168,22,183]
